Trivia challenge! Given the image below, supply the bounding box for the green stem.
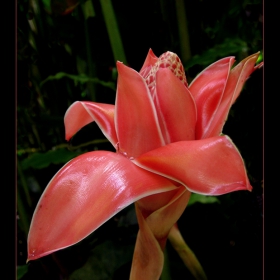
[99,0,127,64]
[168,225,208,280]
[82,0,97,101]
[175,0,192,65]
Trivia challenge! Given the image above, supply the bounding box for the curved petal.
[130,204,164,280]
[143,187,191,246]
[155,68,197,143]
[115,62,165,158]
[27,151,177,261]
[133,136,252,195]
[139,49,158,78]
[230,53,262,104]
[203,52,262,138]
[189,57,235,139]
[64,101,118,146]
[131,188,191,279]
[136,186,183,218]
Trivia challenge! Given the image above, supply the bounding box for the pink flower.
[27,49,262,278]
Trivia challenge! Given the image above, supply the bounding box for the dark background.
[17,0,263,279]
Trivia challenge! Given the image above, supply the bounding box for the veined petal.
[155,68,197,143]
[189,57,235,139]
[115,62,165,158]
[203,52,263,138]
[64,101,118,146]
[133,136,252,195]
[139,49,158,78]
[27,151,177,261]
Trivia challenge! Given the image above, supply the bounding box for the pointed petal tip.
[237,183,253,193]
[27,249,56,262]
[139,49,159,73]
[65,132,72,141]
[147,48,156,57]
[116,61,129,73]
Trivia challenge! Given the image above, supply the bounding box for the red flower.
[27,49,262,279]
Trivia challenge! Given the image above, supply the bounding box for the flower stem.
[168,225,208,280]
[175,0,192,65]
[99,0,127,64]
[81,0,97,101]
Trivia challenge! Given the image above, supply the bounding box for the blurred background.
[17,0,263,279]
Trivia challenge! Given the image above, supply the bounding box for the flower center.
[142,51,188,92]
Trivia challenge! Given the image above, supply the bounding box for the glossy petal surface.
[155,68,196,143]
[116,62,164,158]
[134,136,252,195]
[189,57,235,139]
[64,101,117,146]
[27,151,177,261]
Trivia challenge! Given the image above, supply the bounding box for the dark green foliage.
[21,149,84,170]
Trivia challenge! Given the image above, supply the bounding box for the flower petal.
[133,136,252,195]
[64,101,118,146]
[155,68,197,143]
[142,187,191,247]
[189,57,235,139]
[131,188,191,279]
[27,151,177,261]
[202,52,263,138]
[115,62,165,158]
[129,204,164,280]
[139,49,158,78]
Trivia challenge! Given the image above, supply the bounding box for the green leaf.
[20,149,83,170]
[17,265,28,279]
[40,72,116,91]
[184,38,248,70]
[256,50,263,64]
[42,0,51,13]
[188,193,220,206]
